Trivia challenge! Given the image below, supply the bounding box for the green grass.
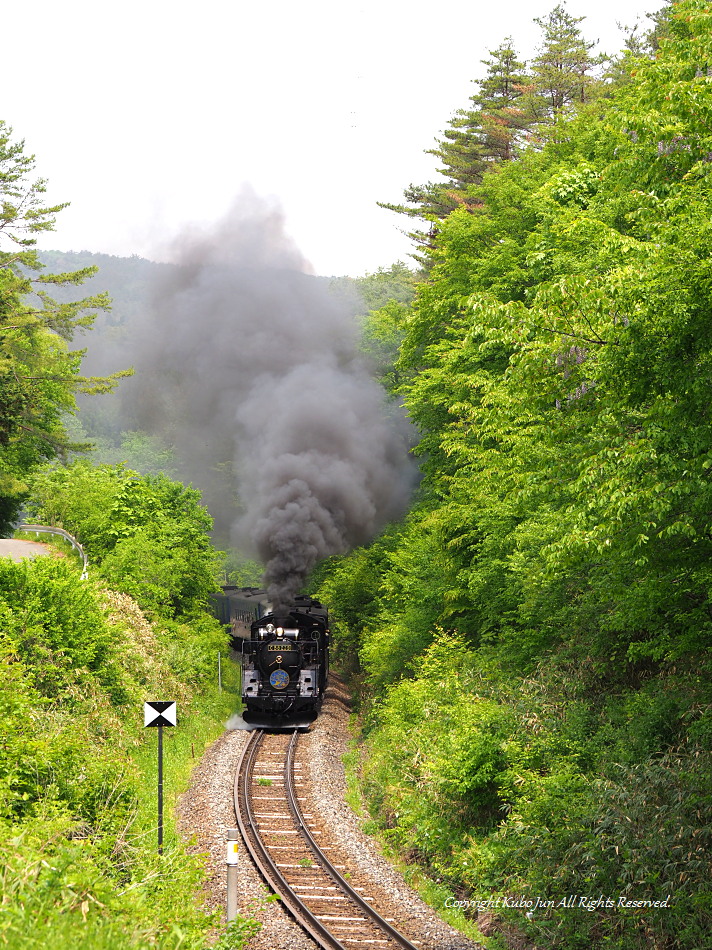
[132,658,241,854]
[341,744,363,815]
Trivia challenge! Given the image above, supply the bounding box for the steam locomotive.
[212,588,330,720]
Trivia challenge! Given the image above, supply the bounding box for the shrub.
[27,462,219,618]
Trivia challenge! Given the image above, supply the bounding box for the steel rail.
[284,730,421,950]
[233,728,348,950]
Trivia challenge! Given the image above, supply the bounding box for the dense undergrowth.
[314,5,712,948]
[1,463,258,949]
[346,636,712,949]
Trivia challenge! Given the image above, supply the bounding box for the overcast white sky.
[5,0,660,276]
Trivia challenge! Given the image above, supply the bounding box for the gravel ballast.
[177,676,483,949]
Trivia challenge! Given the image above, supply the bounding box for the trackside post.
[144,701,177,854]
[226,828,240,920]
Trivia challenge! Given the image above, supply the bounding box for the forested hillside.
[315,2,712,947]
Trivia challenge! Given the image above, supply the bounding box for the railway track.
[234,728,422,950]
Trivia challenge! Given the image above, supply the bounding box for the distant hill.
[36,250,417,327]
[37,250,173,331]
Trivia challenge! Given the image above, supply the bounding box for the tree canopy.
[317,3,712,946]
[0,122,128,533]
[379,4,607,259]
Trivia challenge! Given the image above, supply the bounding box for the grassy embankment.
[2,465,262,949]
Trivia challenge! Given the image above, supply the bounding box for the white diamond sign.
[144,701,177,727]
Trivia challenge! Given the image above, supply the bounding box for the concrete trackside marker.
[226,828,240,920]
[144,702,177,854]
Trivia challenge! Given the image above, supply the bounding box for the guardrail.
[17,524,88,579]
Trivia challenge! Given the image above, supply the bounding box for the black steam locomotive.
[212,588,330,720]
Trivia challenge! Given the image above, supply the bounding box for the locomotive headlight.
[276,626,284,635]
[266,623,275,634]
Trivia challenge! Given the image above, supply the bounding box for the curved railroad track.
[234,728,422,950]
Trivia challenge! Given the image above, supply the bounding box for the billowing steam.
[124,190,413,607]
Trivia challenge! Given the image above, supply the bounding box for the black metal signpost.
[144,701,177,854]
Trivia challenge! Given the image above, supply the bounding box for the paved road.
[0,539,55,562]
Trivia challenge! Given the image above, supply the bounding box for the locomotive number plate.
[266,642,288,651]
[269,669,290,689]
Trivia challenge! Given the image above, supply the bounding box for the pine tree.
[425,39,530,199]
[0,121,128,532]
[379,5,604,260]
[526,4,605,121]
[379,38,530,258]
[461,38,531,163]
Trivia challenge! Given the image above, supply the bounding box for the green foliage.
[0,125,131,532]
[314,511,458,687]
[313,546,387,667]
[27,461,218,617]
[358,640,712,948]
[391,0,712,680]
[0,560,155,823]
[0,557,111,671]
[331,5,712,947]
[0,552,256,950]
[360,300,411,394]
[351,261,420,312]
[0,470,249,947]
[221,548,263,587]
[85,429,179,477]
[476,748,712,948]
[212,914,263,949]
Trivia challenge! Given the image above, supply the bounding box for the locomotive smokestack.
[126,189,413,605]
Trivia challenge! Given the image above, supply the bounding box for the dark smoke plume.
[124,190,413,608]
